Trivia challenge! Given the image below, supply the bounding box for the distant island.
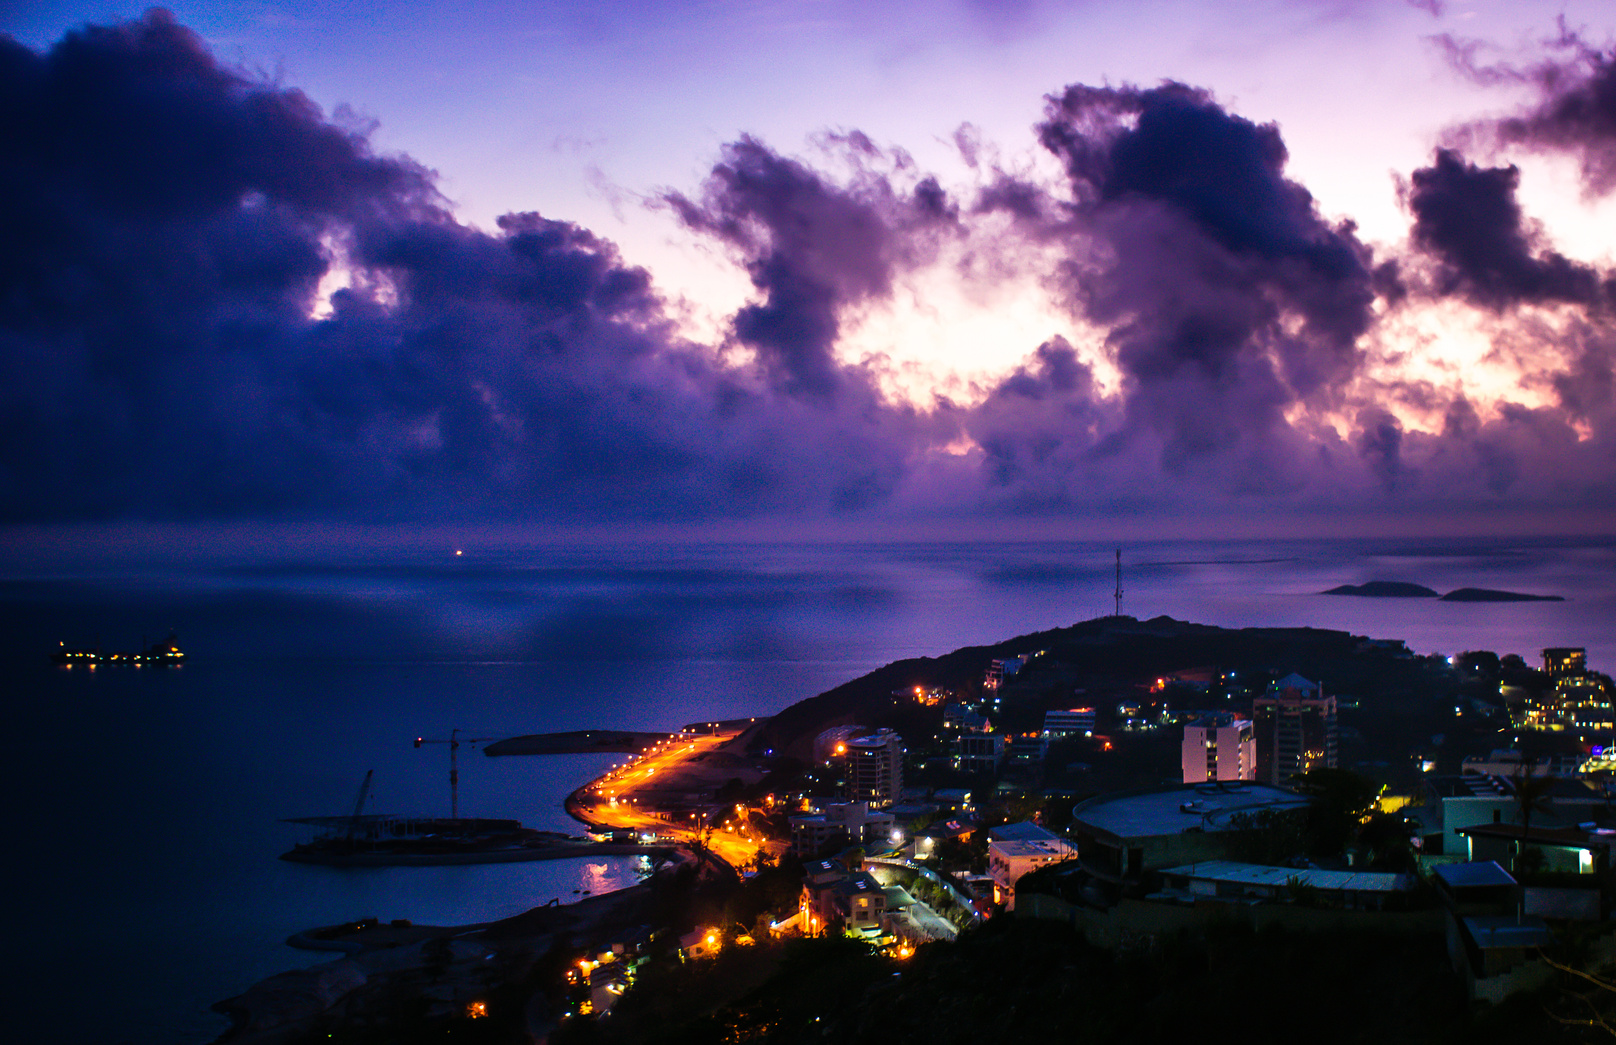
[1322,581,1562,602]
[1321,581,1438,598]
[1438,587,1565,603]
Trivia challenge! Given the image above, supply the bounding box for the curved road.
[566,730,765,867]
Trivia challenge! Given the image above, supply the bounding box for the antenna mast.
[1113,548,1123,617]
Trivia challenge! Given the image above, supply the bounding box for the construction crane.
[414,729,497,820]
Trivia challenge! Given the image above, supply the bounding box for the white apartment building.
[1181,713,1255,784]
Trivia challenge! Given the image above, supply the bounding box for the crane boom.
[345,770,374,842]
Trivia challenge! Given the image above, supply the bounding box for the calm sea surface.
[3,535,1614,1043]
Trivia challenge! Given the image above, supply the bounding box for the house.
[789,801,896,856]
[1460,750,1582,778]
[955,730,1007,773]
[1416,774,1607,857]
[798,859,888,937]
[987,837,1077,910]
[1431,861,1554,1003]
[1043,708,1095,738]
[1455,822,1616,875]
[988,821,1061,844]
[832,872,888,936]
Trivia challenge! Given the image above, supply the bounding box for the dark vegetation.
[552,915,1580,1045]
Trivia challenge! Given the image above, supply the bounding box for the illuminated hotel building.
[1520,648,1613,747]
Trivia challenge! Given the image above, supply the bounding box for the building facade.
[986,837,1076,910]
[954,730,1006,774]
[788,801,897,856]
[1180,713,1255,784]
[1251,673,1337,785]
[845,728,903,808]
[1043,708,1096,738]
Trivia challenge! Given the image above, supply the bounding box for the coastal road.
[568,731,765,867]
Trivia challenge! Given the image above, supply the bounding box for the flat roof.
[1433,861,1517,890]
[881,885,917,908]
[1160,861,1413,893]
[1457,823,1616,849]
[1073,783,1310,840]
[1463,915,1552,949]
[990,839,1076,859]
[989,821,1060,843]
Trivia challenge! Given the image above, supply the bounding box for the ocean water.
[2,534,1613,1043]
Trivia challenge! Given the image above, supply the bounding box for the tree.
[1291,768,1378,857]
[1511,771,1558,876]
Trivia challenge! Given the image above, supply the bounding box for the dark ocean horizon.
[4,533,1613,1043]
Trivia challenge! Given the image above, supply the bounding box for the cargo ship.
[52,632,185,667]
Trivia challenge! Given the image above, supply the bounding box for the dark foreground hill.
[554,915,1571,1045]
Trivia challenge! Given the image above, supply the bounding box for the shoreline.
[280,841,665,867]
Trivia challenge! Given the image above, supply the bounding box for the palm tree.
[1510,770,1557,876]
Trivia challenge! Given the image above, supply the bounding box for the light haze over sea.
[4,534,1614,1044]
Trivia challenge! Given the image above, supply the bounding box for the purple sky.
[4,2,1616,540]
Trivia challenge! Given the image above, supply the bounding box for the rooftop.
[1463,915,1553,950]
[1432,861,1517,891]
[1073,782,1310,840]
[1160,860,1414,893]
[990,838,1076,859]
[988,821,1060,843]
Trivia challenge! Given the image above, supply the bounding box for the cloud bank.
[1,12,1613,529]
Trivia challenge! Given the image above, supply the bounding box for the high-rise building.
[845,729,903,808]
[1252,673,1337,785]
[1181,713,1255,783]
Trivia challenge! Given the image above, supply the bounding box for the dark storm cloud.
[1023,82,1377,487]
[0,12,917,522]
[1405,149,1604,308]
[1478,37,1616,197]
[6,11,1614,529]
[967,337,1112,504]
[663,136,953,401]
